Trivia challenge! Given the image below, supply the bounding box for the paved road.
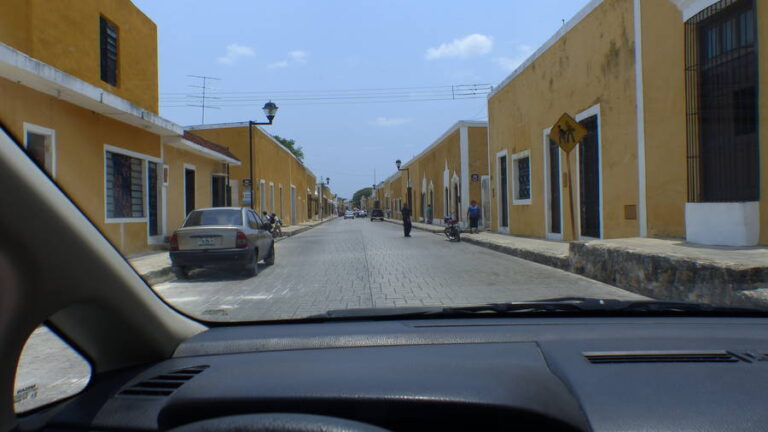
[154,217,644,321]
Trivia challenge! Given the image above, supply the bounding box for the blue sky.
[132,0,590,198]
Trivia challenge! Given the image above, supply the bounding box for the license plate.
[197,237,216,247]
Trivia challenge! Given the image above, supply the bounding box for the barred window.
[106,151,144,219]
[100,16,118,86]
[517,157,531,200]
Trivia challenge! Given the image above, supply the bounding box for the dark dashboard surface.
[39,317,768,431]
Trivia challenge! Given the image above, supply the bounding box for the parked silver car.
[169,207,275,278]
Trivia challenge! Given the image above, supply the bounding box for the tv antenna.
[187,75,221,124]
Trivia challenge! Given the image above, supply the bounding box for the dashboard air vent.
[584,351,739,364]
[118,365,209,397]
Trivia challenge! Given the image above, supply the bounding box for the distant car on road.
[169,207,275,279]
[344,210,355,219]
[370,208,384,221]
[357,209,368,218]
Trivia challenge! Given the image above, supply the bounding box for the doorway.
[184,166,196,216]
[481,175,491,229]
[290,186,297,225]
[211,175,227,207]
[578,115,601,238]
[497,153,509,230]
[544,132,563,239]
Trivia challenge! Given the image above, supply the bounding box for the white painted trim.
[0,42,182,136]
[575,104,604,240]
[510,149,532,206]
[104,144,161,163]
[488,0,605,99]
[183,163,197,218]
[459,126,470,220]
[495,149,510,233]
[671,0,722,21]
[685,202,760,246]
[634,0,648,237]
[542,128,564,240]
[23,122,56,178]
[147,161,165,244]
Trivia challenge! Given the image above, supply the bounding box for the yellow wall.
[379,124,488,224]
[488,0,638,240]
[0,76,160,255]
[191,125,320,225]
[0,0,159,113]
[640,0,688,239]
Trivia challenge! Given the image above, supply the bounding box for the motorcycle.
[443,217,461,242]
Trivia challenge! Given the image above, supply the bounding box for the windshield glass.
[4,0,767,326]
[184,209,243,227]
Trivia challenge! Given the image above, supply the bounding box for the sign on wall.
[471,174,480,182]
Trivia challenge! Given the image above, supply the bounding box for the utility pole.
[187,75,221,124]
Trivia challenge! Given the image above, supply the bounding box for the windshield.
[184,209,243,227]
[4,0,767,327]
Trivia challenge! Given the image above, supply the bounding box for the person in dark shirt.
[401,204,412,237]
[467,200,480,234]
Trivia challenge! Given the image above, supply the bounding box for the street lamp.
[247,101,279,210]
[395,159,411,211]
[318,177,330,220]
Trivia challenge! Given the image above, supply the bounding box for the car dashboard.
[29,316,768,431]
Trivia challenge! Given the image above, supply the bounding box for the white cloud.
[425,34,493,60]
[268,50,309,68]
[267,60,289,69]
[369,117,412,127]
[217,43,255,64]
[289,50,308,63]
[494,44,535,71]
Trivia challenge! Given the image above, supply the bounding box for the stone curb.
[384,218,768,308]
[139,217,338,284]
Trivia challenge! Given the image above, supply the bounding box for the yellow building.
[488,0,766,246]
[378,121,489,227]
[186,123,325,225]
[0,0,242,255]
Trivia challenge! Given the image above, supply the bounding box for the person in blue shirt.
[466,200,480,234]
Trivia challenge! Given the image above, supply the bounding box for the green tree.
[272,135,304,162]
[351,187,372,207]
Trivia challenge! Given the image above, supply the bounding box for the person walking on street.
[426,204,433,224]
[401,203,412,237]
[467,200,480,234]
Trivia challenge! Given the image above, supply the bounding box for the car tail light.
[170,233,179,251]
[235,231,248,249]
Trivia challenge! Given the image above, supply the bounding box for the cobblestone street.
[154,218,645,321]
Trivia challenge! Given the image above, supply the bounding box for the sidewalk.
[129,217,338,285]
[387,218,768,308]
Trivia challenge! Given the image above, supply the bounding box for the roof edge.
[488,0,604,99]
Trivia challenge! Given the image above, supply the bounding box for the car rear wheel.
[241,250,258,277]
[172,266,189,280]
[265,243,275,265]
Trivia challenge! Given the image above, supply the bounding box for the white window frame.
[146,161,165,244]
[511,149,532,205]
[23,122,56,178]
[542,128,564,240]
[574,104,604,240]
[495,149,509,233]
[104,145,160,224]
[183,163,197,219]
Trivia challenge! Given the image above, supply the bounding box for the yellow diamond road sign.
[550,113,588,154]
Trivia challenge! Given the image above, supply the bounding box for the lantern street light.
[247,101,279,210]
[318,177,330,220]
